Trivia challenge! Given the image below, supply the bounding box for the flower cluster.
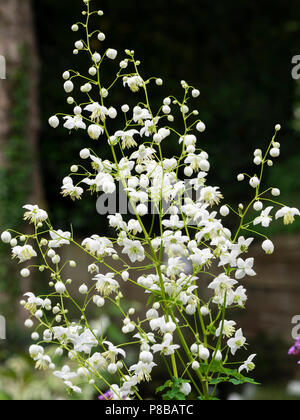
[1,0,299,400]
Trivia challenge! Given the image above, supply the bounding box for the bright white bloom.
[122,239,145,263]
[123,76,144,92]
[216,320,236,338]
[200,186,223,206]
[63,115,86,130]
[84,102,108,123]
[227,329,246,355]
[49,230,71,248]
[54,365,78,381]
[102,341,126,363]
[129,361,156,383]
[12,245,37,263]
[61,180,83,200]
[275,207,300,225]
[115,129,139,149]
[235,258,256,280]
[152,340,180,356]
[93,273,119,296]
[238,354,257,374]
[82,235,116,257]
[23,205,48,224]
[208,274,238,299]
[253,206,273,227]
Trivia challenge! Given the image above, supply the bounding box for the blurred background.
[0,0,300,400]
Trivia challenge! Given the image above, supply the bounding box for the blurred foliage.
[33,0,300,235]
[0,352,95,400]
[0,46,32,304]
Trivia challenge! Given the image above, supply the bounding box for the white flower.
[64,381,82,394]
[129,361,156,383]
[190,248,214,267]
[253,206,273,227]
[63,115,86,130]
[61,181,83,200]
[115,129,139,149]
[12,245,37,263]
[216,320,237,338]
[102,341,126,363]
[54,365,78,381]
[235,258,256,280]
[82,235,116,257]
[73,329,98,354]
[152,340,180,356]
[133,106,152,123]
[227,329,246,355]
[233,286,248,307]
[49,230,71,248]
[93,273,119,296]
[238,354,256,374]
[84,102,108,123]
[23,205,48,224]
[262,239,274,255]
[122,239,145,263]
[208,274,238,297]
[200,186,223,206]
[162,215,184,230]
[123,75,144,92]
[275,207,300,225]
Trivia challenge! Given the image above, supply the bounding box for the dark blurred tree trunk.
[0,0,45,322]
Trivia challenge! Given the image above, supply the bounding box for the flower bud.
[253,201,263,211]
[79,284,88,294]
[262,240,274,255]
[20,268,30,278]
[199,346,210,361]
[250,176,260,188]
[106,49,118,60]
[48,116,59,128]
[192,89,200,98]
[220,205,230,217]
[196,121,206,132]
[64,81,74,93]
[55,282,66,294]
[80,148,90,159]
[271,188,280,197]
[1,231,11,243]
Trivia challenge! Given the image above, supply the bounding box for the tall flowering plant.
[1,0,299,400]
